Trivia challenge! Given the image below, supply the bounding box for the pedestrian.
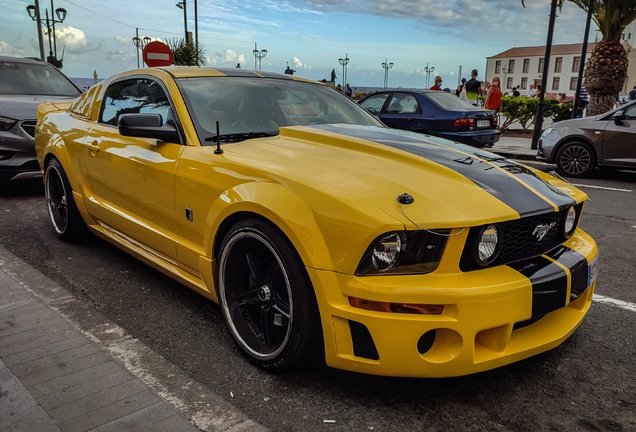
[629,86,636,101]
[527,83,536,98]
[345,83,353,98]
[336,84,342,92]
[430,76,443,91]
[464,69,482,106]
[578,82,589,117]
[533,84,542,99]
[456,77,466,96]
[512,87,520,97]
[485,76,503,111]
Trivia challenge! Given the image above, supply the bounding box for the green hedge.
[497,96,569,132]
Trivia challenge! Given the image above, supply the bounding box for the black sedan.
[358,90,499,148]
[537,100,636,177]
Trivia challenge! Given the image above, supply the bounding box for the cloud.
[292,57,312,70]
[55,27,89,54]
[209,49,246,66]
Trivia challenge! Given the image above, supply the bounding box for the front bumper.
[310,229,597,377]
[436,129,500,148]
[0,120,41,181]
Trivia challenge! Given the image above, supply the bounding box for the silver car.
[0,56,81,181]
[537,100,636,178]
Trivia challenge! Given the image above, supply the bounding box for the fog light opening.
[417,330,436,354]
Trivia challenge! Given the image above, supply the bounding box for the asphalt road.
[1,164,635,432]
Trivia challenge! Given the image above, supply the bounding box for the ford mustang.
[35,67,598,377]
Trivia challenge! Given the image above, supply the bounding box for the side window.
[624,104,636,120]
[100,78,171,126]
[359,93,390,114]
[387,93,420,114]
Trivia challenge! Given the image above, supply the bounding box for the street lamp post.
[381,59,394,90]
[253,43,267,70]
[132,29,151,68]
[424,63,435,88]
[26,1,67,67]
[338,53,349,88]
[502,67,508,91]
[175,0,188,41]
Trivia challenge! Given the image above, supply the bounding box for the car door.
[379,92,421,131]
[601,103,636,166]
[81,77,182,259]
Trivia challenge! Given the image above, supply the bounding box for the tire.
[555,141,596,178]
[218,218,322,372]
[44,158,88,242]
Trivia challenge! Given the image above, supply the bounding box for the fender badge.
[533,222,555,241]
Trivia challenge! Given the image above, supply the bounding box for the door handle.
[86,141,100,152]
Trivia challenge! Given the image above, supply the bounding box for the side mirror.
[612,110,625,126]
[118,113,179,142]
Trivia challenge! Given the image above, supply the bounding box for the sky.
[1,0,595,89]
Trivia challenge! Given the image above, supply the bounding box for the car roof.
[155,66,316,83]
[0,55,49,65]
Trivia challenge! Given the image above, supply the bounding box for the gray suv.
[0,56,81,181]
[537,100,636,178]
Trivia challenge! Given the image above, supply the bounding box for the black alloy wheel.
[44,158,87,242]
[556,141,596,178]
[218,218,322,371]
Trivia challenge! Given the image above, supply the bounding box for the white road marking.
[593,294,636,313]
[571,184,632,192]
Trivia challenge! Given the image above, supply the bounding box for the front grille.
[20,120,37,138]
[460,208,577,272]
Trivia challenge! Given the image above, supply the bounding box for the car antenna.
[214,120,223,154]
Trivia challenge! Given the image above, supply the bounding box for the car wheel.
[218,218,322,371]
[44,158,87,242]
[555,141,596,178]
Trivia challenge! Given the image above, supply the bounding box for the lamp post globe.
[338,54,349,88]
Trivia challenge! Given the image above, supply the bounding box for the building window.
[508,59,515,74]
[570,77,578,91]
[538,58,544,73]
[495,60,501,74]
[523,59,530,73]
[552,77,560,91]
[521,77,528,89]
[507,78,513,89]
[554,57,562,73]
[572,56,581,72]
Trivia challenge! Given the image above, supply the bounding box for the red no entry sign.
[142,41,173,67]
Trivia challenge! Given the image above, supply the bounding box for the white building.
[485,43,595,98]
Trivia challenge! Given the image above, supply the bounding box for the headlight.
[356,230,449,275]
[540,127,554,139]
[563,206,577,237]
[0,116,18,132]
[476,225,501,266]
[371,232,403,272]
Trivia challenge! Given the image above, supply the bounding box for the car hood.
[0,95,77,120]
[228,124,585,228]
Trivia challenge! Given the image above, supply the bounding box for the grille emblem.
[533,222,555,241]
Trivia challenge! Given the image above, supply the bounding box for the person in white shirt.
[527,84,536,98]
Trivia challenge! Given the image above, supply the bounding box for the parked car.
[358,89,500,148]
[538,100,636,177]
[0,56,81,181]
[36,67,597,377]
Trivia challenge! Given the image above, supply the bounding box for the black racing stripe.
[314,125,574,216]
[508,257,568,318]
[545,246,590,301]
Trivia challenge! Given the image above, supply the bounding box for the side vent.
[348,320,379,360]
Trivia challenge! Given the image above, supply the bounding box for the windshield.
[0,60,81,96]
[177,77,383,144]
[426,91,480,110]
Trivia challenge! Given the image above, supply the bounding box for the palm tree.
[568,0,636,114]
[166,38,207,67]
[523,0,636,115]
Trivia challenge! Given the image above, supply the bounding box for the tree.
[524,0,636,115]
[166,38,207,67]
[569,0,636,115]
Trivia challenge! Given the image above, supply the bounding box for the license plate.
[477,120,490,128]
[587,254,598,288]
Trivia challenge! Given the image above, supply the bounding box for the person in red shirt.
[430,76,443,91]
[485,76,503,111]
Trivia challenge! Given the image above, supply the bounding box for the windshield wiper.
[204,131,278,143]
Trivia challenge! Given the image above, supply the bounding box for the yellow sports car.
[35,67,598,377]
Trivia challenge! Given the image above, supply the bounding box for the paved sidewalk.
[488,135,537,161]
[0,268,199,432]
